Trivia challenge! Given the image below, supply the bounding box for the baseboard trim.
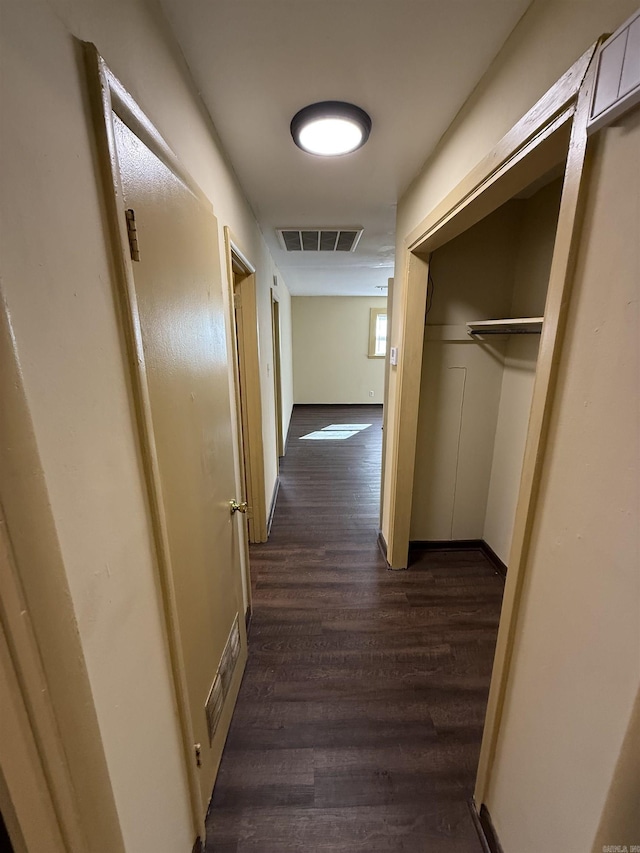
[468,801,504,853]
[468,801,491,853]
[377,529,390,566]
[480,540,507,579]
[410,538,485,551]
[409,539,507,578]
[267,476,280,537]
[377,531,406,571]
[292,403,384,408]
[283,418,292,456]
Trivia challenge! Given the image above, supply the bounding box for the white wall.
[292,296,387,404]
[388,0,639,849]
[0,0,292,848]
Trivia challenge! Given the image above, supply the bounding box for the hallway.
[206,405,505,852]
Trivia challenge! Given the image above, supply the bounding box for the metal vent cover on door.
[204,614,241,745]
[277,228,363,252]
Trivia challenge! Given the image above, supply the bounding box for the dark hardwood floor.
[205,405,504,853]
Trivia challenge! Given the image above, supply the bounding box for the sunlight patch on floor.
[300,423,372,441]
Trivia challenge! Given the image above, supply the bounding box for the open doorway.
[224,232,268,544]
[411,170,565,565]
[290,292,388,533]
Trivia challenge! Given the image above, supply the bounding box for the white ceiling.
[159,0,532,296]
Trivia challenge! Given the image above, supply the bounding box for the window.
[368,308,387,358]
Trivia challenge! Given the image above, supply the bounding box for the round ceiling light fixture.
[290,101,372,156]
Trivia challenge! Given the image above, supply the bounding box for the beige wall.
[487,109,640,853]
[592,688,640,852]
[397,0,639,238]
[383,0,639,540]
[0,0,292,848]
[483,179,562,563]
[481,337,538,559]
[387,1,639,849]
[292,296,387,404]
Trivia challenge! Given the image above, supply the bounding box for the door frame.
[224,229,268,543]
[270,292,284,458]
[85,44,222,839]
[381,42,601,806]
[379,277,393,528]
[0,502,80,853]
[0,594,67,853]
[0,292,125,852]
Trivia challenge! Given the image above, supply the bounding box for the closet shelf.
[466,317,543,336]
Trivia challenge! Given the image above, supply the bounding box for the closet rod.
[468,329,542,336]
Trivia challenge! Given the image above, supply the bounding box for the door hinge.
[233,289,241,309]
[194,742,202,768]
[125,208,140,262]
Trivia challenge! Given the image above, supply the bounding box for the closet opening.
[382,40,599,825]
[405,130,581,818]
[410,164,566,573]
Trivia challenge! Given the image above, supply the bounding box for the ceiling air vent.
[277,228,363,253]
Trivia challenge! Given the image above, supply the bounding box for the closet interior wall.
[410,177,564,565]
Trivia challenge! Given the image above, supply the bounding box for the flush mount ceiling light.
[290,101,372,156]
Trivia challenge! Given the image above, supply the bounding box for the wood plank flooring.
[205,405,504,853]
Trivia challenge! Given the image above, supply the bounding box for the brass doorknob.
[229,500,248,514]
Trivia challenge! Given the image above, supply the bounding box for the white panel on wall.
[411,339,505,541]
[589,8,640,133]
